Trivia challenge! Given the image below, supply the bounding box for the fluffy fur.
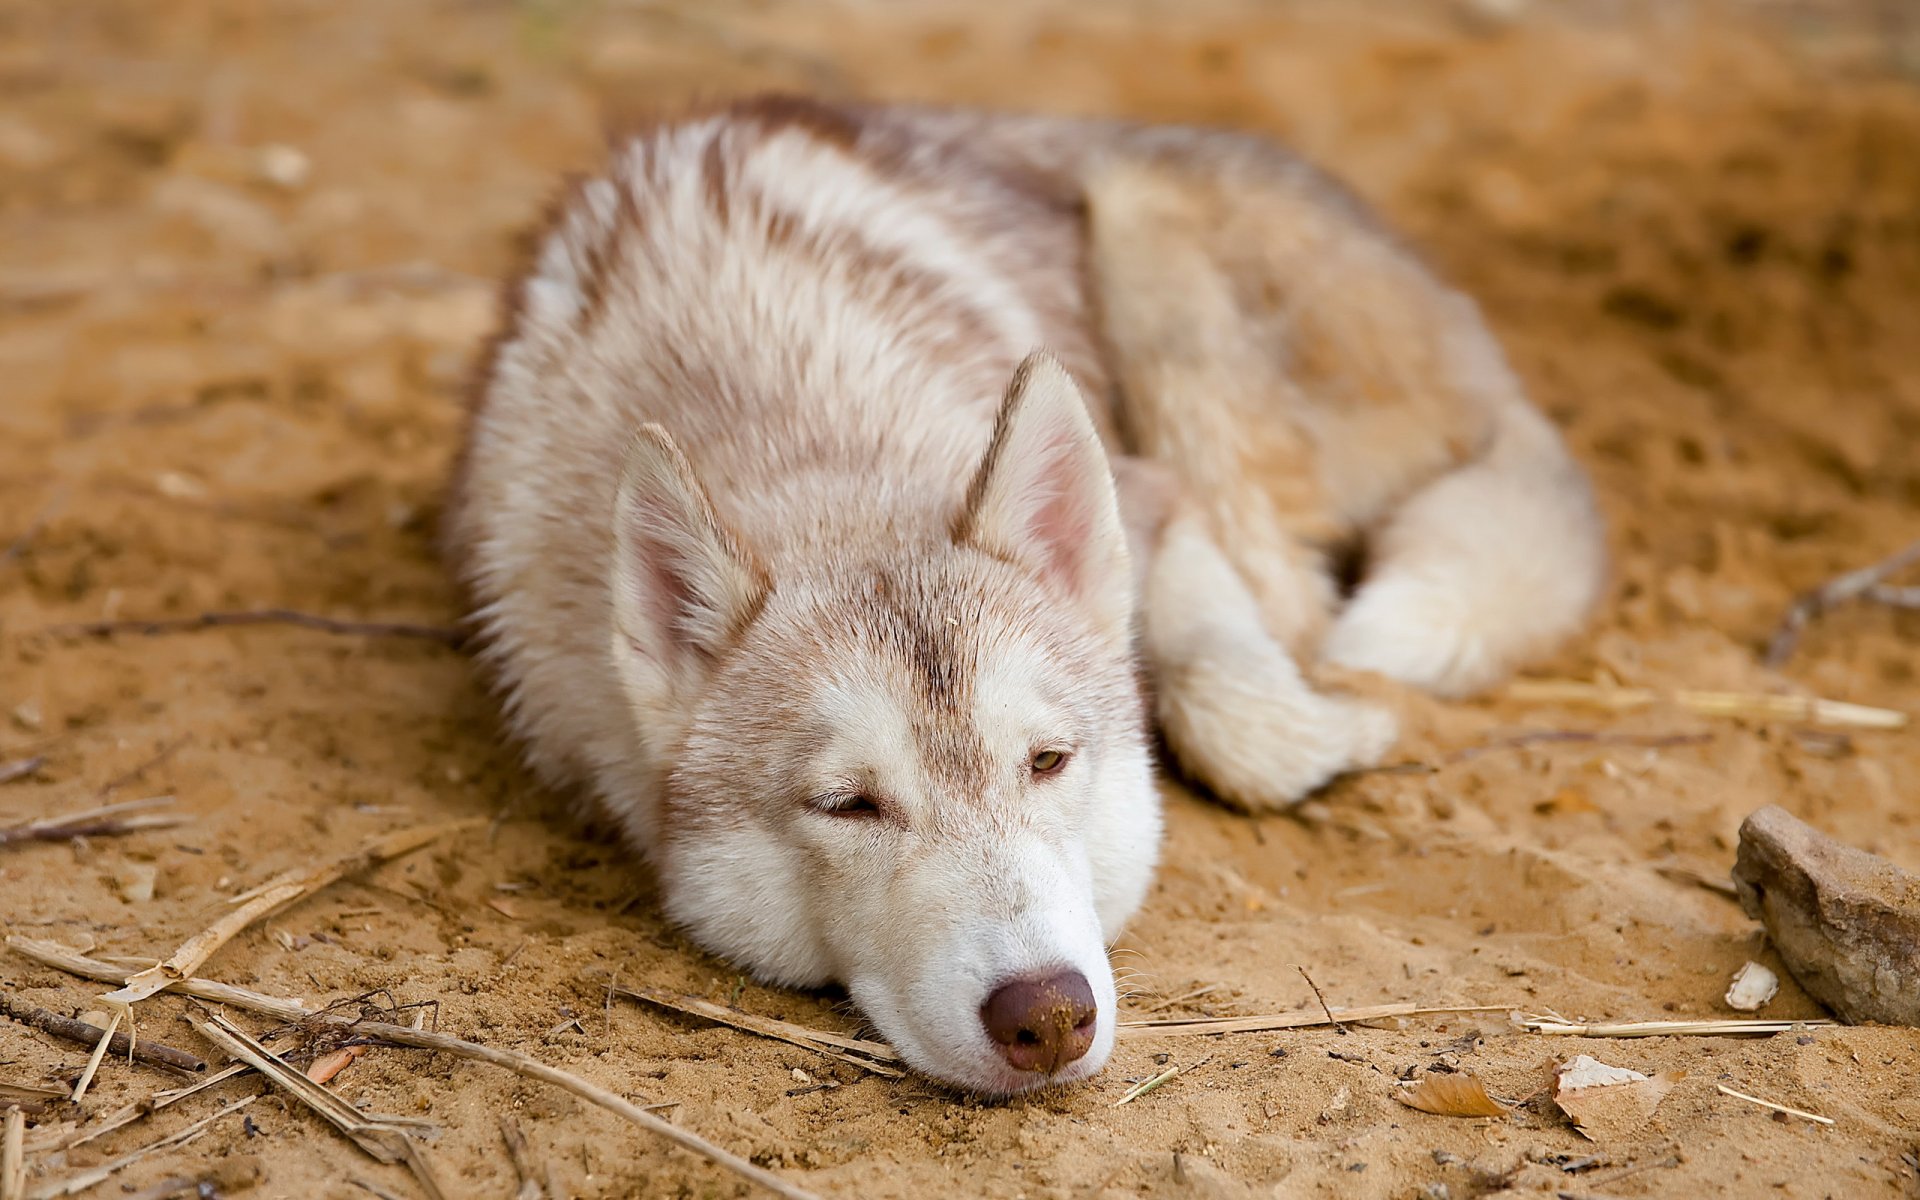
[444,96,1605,1094]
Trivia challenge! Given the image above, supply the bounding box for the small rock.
[115,862,158,903]
[11,699,43,731]
[1724,961,1779,1012]
[255,143,311,189]
[1733,805,1920,1026]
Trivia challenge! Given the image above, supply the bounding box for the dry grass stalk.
[66,1008,122,1104]
[499,1115,546,1200]
[1119,1003,1515,1039]
[0,1086,64,1121]
[29,1064,252,1153]
[24,1094,256,1200]
[7,937,313,1022]
[0,993,207,1073]
[189,1012,448,1200]
[100,819,476,1009]
[1113,1055,1209,1107]
[3,1106,23,1200]
[1716,1083,1835,1125]
[16,943,824,1200]
[0,796,184,847]
[1506,679,1906,730]
[46,609,464,648]
[0,758,42,787]
[1520,1015,1837,1038]
[619,986,902,1077]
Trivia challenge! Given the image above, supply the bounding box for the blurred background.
[3,3,1919,1198]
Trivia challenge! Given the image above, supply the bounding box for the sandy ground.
[4,1,1920,1197]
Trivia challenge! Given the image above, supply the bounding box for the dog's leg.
[1321,402,1606,697]
[1129,496,1397,811]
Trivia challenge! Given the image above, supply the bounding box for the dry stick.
[618,986,902,1076]
[1294,967,1346,1035]
[1520,1016,1837,1038]
[45,609,464,649]
[94,737,188,799]
[1119,1003,1515,1039]
[67,1009,122,1104]
[0,796,184,848]
[1447,730,1712,763]
[0,994,207,1072]
[190,1013,447,1200]
[1506,679,1906,731]
[25,1094,256,1200]
[31,1064,252,1153]
[2,1107,22,1200]
[11,943,824,1200]
[1577,1154,1682,1190]
[499,1115,546,1200]
[9,939,314,1023]
[100,819,475,1009]
[0,758,42,787]
[1716,1083,1836,1125]
[1767,537,1920,666]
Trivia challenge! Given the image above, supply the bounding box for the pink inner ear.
[1026,428,1099,596]
[623,496,702,656]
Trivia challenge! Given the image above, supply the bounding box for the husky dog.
[445,96,1604,1095]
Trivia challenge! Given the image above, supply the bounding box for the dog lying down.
[444,95,1605,1095]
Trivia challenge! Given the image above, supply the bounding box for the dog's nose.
[980,969,1097,1074]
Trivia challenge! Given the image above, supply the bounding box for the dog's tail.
[1320,401,1606,697]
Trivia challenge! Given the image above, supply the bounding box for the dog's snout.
[980,969,1097,1074]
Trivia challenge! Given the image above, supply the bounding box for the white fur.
[445,98,1603,1094]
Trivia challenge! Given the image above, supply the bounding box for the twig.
[0,1085,64,1120]
[1520,1015,1836,1037]
[8,938,313,1023]
[1577,1154,1682,1190]
[95,737,188,799]
[305,1044,368,1084]
[2,1106,22,1200]
[67,1009,122,1103]
[190,1013,448,1200]
[0,796,184,847]
[0,758,42,787]
[618,986,902,1076]
[1716,1083,1835,1125]
[30,1064,252,1153]
[43,609,465,648]
[1295,967,1346,1035]
[1113,1056,1210,1107]
[1112,1064,1179,1107]
[499,1115,546,1200]
[24,1094,255,1200]
[1447,730,1712,763]
[0,993,207,1073]
[1119,1003,1515,1039]
[1507,679,1905,730]
[1768,538,1920,666]
[99,819,476,1008]
[10,943,824,1200]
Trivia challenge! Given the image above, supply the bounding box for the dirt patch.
[3,1,1919,1197]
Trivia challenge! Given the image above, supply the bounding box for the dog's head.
[607,354,1161,1094]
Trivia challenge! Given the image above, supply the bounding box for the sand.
[3,1,1919,1196]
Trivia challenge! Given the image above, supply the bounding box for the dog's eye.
[813,793,881,818]
[1030,749,1068,776]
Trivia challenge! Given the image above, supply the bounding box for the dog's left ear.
[957,352,1132,638]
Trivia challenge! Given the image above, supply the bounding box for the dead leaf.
[1395,1073,1510,1117]
[1554,1054,1683,1142]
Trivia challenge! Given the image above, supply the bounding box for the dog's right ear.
[612,426,769,680]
